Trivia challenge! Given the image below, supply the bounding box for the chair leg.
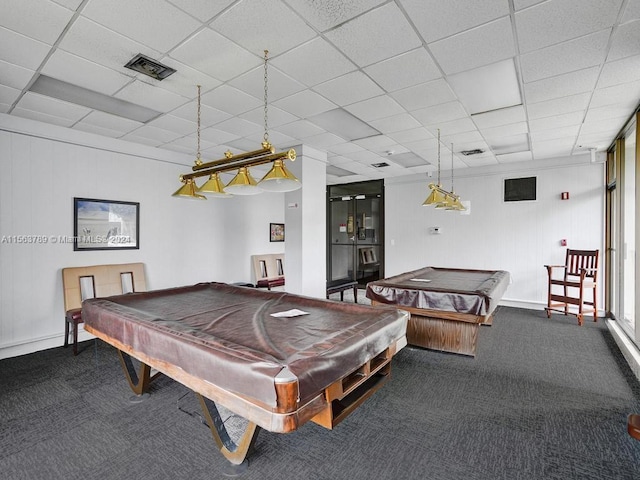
[72,321,79,356]
[593,286,598,322]
[64,318,70,348]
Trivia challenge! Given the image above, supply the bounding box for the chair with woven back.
[545,249,598,326]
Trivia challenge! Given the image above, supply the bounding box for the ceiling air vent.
[460,149,484,156]
[371,162,390,168]
[124,54,176,80]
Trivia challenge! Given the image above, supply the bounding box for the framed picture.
[270,223,285,242]
[73,197,140,251]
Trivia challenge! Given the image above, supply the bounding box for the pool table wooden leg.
[196,393,262,467]
[117,350,160,396]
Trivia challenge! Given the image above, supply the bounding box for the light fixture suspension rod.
[181,149,296,181]
[191,145,275,171]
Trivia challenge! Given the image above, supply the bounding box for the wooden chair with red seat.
[62,263,146,355]
[545,249,599,326]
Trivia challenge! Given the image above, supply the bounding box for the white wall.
[0,115,284,358]
[385,158,605,309]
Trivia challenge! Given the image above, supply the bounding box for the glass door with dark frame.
[327,181,384,288]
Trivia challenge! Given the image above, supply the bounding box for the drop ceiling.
[0,0,639,184]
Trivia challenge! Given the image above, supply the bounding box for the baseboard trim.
[0,329,95,360]
[606,319,640,382]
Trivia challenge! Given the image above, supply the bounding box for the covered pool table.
[366,267,510,357]
[82,282,408,469]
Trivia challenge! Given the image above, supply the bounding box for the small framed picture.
[270,223,285,242]
[73,197,139,251]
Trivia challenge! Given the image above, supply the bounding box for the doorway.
[327,180,384,288]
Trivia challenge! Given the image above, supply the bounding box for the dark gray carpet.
[1,307,640,479]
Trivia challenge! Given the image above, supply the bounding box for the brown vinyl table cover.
[365,267,510,316]
[82,282,408,409]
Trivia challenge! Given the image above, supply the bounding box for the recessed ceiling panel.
[448,59,521,115]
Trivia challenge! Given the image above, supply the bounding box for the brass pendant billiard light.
[172,50,300,200]
[422,130,466,211]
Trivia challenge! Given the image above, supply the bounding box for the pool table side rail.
[85,323,405,433]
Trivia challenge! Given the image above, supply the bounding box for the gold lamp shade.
[447,196,466,211]
[198,173,232,198]
[225,167,262,195]
[422,184,447,206]
[172,178,206,200]
[259,159,301,192]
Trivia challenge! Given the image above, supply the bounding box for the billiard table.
[82,282,408,469]
[366,267,510,357]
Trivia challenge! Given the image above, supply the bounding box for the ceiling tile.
[608,19,640,62]
[328,143,366,155]
[58,17,162,72]
[171,101,231,127]
[344,95,405,122]
[169,28,259,81]
[622,0,640,22]
[472,105,526,129]
[274,119,326,139]
[16,91,91,121]
[12,106,75,127]
[429,17,515,75]
[388,127,433,144]
[531,138,573,158]
[80,110,143,133]
[515,0,623,54]
[272,90,336,118]
[72,122,124,138]
[240,105,299,128]
[0,84,21,106]
[584,103,637,123]
[304,132,347,149]
[447,59,521,115]
[286,0,387,31]
[131,124,183,143]
[411,101,469,126]
[270,38,356,88]
[353,134,396,150]
[0,0,74,45]
[520,30,610,83]
[211,0,316,56]
[314,73,384,107]
[214,117,262,137]
[199,126,240,144]
[0,27,51,70]
[115,80,189,112]
[119,133,164,147]
[82,0,201,52]
[51,0,84,9]
[590,80,640,108]
[41,50,132,96]
[513,0,546,10]
[400,0,510,43]
[496,151,533,163]
[529,111,584,131]
[201,85,261,115]
[391,79,457,112]
[146,59,221,99]
[481,122,529,141]
[598,53,640,88]
[325,3,422,67]
[530,125,580,142]
[229,65,306,102]
[426,116,478,136]
[167,0,236,21]
[148,114,196,135]
[369,113,421,134]
[523,67,599,103]
[527,93,590,120]
[0,60,34,90]
[363,48,441,92]
[490,132,530,155]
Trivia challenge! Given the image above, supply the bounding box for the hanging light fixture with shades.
[422,129,466,211]
[172,50,300,200]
